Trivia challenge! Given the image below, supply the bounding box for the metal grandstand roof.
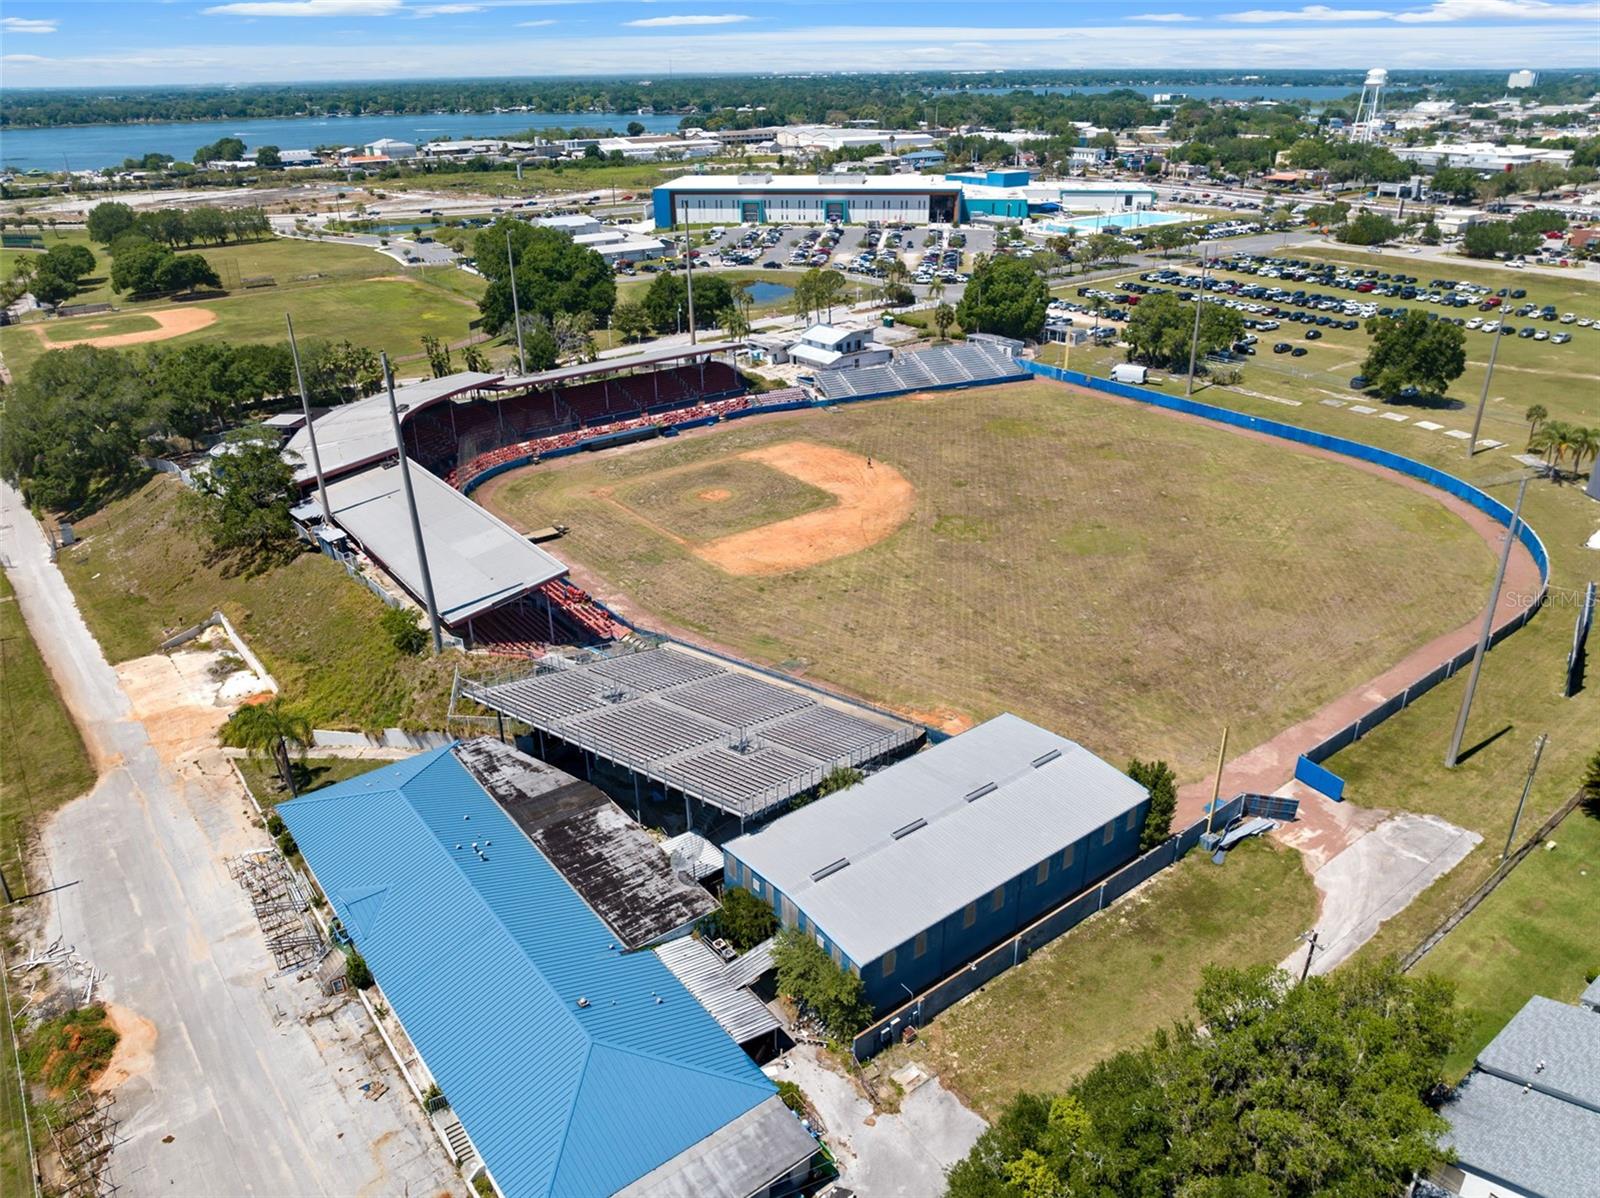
[454,739,715,949]
[655,936,781,1046]
[285,371,501,484]
[517,342,744,389]
[813,341,1026,401]
[723,714,1149,965]
[462,645,920,821]
[322,462,565,625]
[277,743,804,1198]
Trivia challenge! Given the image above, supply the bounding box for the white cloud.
[203,0,403,15]
[1395,0,1600,21]
[413,3,484,13]
[516,17,557,25]
[1127,12,1200,20]
[623,13,750,26]
[1,17,58,33]
[1226,6,1391,21]
[2,53,51,62]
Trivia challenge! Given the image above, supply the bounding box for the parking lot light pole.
[506,228,526,375]
[682,232,697,346]
[1467,319,1506,459]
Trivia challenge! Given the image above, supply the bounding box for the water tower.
[1353,68,1387,143]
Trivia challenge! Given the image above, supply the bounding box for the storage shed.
[722,714,1151,1009]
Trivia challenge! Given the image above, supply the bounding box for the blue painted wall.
[652,188,673,229]
[724,797,1149,1011]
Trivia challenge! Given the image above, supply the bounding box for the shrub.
[1126,757,1178,852]
[776,1079,809,1118]
[266,812,286,837]
[275,829,299,858]
[710,886,778,950]
[772,927,873,1041]
[22,1005,121,1094]
[380,605,428,655]
[793,765,863,810]
[347,950,374,990]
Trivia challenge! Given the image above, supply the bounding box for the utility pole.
[1298,930,1321,983]
[682,231,697,345]
[1204,726,1230,837]
[382,353,443,655]
[506,228,527,375]
[286,314,332,526]
[1446,476,1528,767]
[1502,733,1547,859]
[1467,319,1506,459]
[1185,258,1209,398]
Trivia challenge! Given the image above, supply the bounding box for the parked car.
[1305,329,1322,340]
[1272,342,1292,354]
[1290,346,1308,357]
[1349,375,1369,390]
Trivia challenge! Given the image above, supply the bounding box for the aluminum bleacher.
[814,341,1026,401]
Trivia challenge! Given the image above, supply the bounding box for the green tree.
[184,426,300,569]
[461,343,490,373]
[255,145,282,169]
[709,886,778,951]
[1360,310,1467,399]
[1430,165,1479,203]
[1126,758,1177,852]
[219,698,312,794]
[109,239,175,295]
[346,950,374,990]
[473,220,615,335]
[154,253,221,295]
[1580,747,1600,819]
[1149,223,1191,258]
[42,242,96,285]
[1418,219,1441,245]
[1124,291,1242,371]
[1525,403,1549,442]
[1336,211,1400,246]
[420,334,453,378]
[0,346,148,510]
[945,960,1461,1198]
[611,298,651,343]
[933,302,956,341]
[194,135,246,164]
[86,200,136,244]
[957,255,1048,341]
[28,268,76,307]
[771,927,873,1041]
[1513,160,1566,198]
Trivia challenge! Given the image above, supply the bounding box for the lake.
[743,281,793,307]
[1,110,686,173]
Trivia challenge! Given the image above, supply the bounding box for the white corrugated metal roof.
[655,936,781,1046]
[661,832,724,882]
[285,371,501,484]
[323,462,565,625]
[724,714,1147,965]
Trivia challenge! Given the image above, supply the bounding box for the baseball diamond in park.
[473,379,1511,781]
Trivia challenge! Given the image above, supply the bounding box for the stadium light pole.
[1467,319,1506,459]
[682,231,697,346]
[1185,258,1208,399]
[285,313,332,527]
[506,228,526,375]
[1204,725,1229,838]
[1445,475,1528,768]
[382,352,444,655]
[1502,733,1547,860]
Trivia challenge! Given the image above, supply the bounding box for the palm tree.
[926,274,945,305]
[933,302,956,342]
[221,699,312,795]
[1529,420,1574,480]
[721,304,751,342]
[1569,425,1600,480]
[1524,404,1548,443]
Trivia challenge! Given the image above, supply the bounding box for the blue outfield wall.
[1021,361,1551,773]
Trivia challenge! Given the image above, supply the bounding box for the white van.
[1110,363,1149,385]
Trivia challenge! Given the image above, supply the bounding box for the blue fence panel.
[1295,755,1346,801]
[1355,691,1406,738]
[1100,847,1170,905]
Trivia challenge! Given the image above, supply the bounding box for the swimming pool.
[1042,210,1188,235]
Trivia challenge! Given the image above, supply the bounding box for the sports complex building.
[651,171,1159,227]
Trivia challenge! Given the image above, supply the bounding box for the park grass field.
[481,381,1497,779]
[55,476,459,733]
[37,311,160,342]
[0,569,97,1197]
[895,838,1316,1118]
[1417,810,1600,1080]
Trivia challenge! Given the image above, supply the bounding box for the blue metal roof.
[278,746,778,1198]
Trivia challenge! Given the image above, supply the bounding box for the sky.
[1,0,1597,87]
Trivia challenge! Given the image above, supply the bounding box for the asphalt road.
[0,483,454,1198]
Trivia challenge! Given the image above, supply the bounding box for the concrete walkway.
[0,482,457,1198]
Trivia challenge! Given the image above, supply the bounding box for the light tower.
[1352,68,1387,143]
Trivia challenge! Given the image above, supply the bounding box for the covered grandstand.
[461,643,922,829]
[812,340,1027,401]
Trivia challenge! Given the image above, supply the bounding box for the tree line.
[0,338,380,511]
[87,201,271,250]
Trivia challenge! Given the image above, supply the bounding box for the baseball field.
[478,380,1499,779]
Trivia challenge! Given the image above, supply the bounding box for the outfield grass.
[0,569,96,1198]
[906,839,1316,1119]
[1418,810,1600,1080]
[55,476,459,732]
[484,382,1495,779]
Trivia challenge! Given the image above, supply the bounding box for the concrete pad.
[1350,404,1378,414]
[1271,783,1386,873]
[1444,429,1472,439]
[1380,412,1409,422]
[1319,398,1347,407]
[1281,813,1481,977]
[769,1046,985,1198]
[1416,421,1445,431]
[1478,439,1505,450]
